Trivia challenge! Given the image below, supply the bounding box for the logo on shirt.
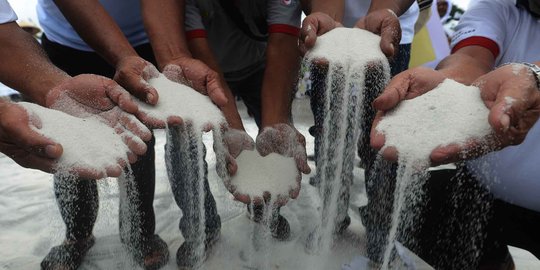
[281,0,292,6]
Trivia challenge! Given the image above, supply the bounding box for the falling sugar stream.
[304,57,390,259]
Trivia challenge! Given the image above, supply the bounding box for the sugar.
[376,79,492,162]
[137,74,225,131]
[230,150,297,197]
[19,102,129,174]
[306,28,386,68]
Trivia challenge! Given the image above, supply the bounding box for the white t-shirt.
[451,0,540,212]
[37,0,148,51]
[0,0,17,24]
[342,0,420,44]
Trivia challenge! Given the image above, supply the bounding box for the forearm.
[261,33,301,127]
[53,0,138,68]
[187,38,244,130]
[436,46,495,85]
[304,0,344,22]
[141,0,191,69]
[368,0,416,16]
[0,22,68,106]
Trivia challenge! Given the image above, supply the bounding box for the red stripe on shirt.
[186,29,207,40]
[268,24,300,37]
[452,36,500,59]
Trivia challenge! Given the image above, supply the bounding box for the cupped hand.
[45,74,152,162]
[218,128,256,204]
[429,64,540,164]
[370,67,448,162]
[161,57,228,108]
[114,56,160,105]
[0,101,62,174]
[300,12,342,56]
[355,9,401,58]
[255,123,310,205]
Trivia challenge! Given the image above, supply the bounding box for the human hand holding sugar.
[0,100,62,174]
[300,12,342,56]
[371,78,499,166]
[471,64,540,149]
[161,57,228,108]
[355,9,401,58]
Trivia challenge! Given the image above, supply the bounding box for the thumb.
[15,123,63,159]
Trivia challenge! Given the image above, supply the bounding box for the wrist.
[156,50,192,71]
[520,62,540,90]
[36,71,72,107]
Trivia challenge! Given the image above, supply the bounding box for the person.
[370,0,540,268]
[142,0,310,267]
[300,0,419,262]
[0,0,150,179]
[36,0,226,269]
[436,0,464,41]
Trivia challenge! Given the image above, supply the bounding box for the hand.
[255,124,311,205]
[218,129,256,204]
[0,101,63,174]
[45,74,152,164]
[355,9,401,58]
[300,12,342,56]
[370,67,448,162]
[428,64,540,164]
[114,56,160,104]
[161,57,228,107]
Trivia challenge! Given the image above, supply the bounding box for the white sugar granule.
[230,150,297,197]
[19,102,129,173]
[376,79,492,162]
[306,28,386,67]
[138,75,225,130]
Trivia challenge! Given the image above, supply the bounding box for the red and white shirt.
[452,0,540,212]
[185,0,301,81]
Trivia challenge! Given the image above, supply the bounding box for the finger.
[120,133,147,156]
[126,151,138,164]
[300,17,319,51]
[6,119,63,159]
[118,112,152,142]
[105,164,123,178]
[370,111,386,150]
[205,72,229,107]
[122,73,160,105]
[166,115,183,127]
[430,143,463,165]
[106,85,139,114]
[294,155,311,174]
[163,65,187,84]
[275,194,289,206]
[372,72,412,111]
[379,17,401,58]
[70,166,107,179]
[226,154,238,176]
[136,111,167,129]
[380,146,399,162]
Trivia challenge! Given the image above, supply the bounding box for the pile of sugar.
[376,79,492,161]
[137,74,225,130]
[230,150,297,197]
[305,28,386,66]
[19,102,129,173]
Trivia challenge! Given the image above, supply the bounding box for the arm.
[367,0,416,17]
[141,0,227,107]
[300,0,344,54]
[53,0,162,106]
[0,22,68,106]
[0,22,150,176]
[260,33,300,128]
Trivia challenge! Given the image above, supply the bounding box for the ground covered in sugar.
[0,99,538,270]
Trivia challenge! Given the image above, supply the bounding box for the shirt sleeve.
[185,0,207,39]
[0,0,17,24]
[450,0,510,59]
[266,0,301,36]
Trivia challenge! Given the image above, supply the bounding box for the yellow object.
[409,26,437,68]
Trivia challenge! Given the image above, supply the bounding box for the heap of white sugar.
[306,28,386,66]
[376,79,492,161]
[137,74,225,130]
[19,102,129,174]
[230,150,298,197]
